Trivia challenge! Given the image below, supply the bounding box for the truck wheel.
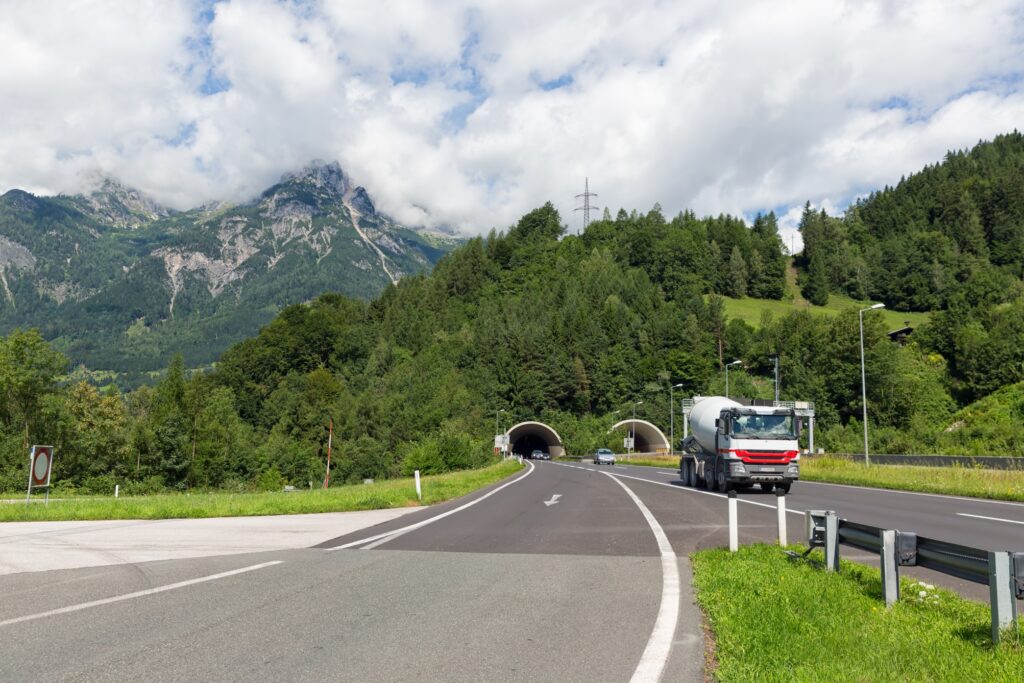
[680,462,690,486]
[708,465,719,491]
[761,483,774,493]
[717,466,733,493]
[777,482,792,494]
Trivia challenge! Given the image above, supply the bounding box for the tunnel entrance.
[611,420,670,453]
[506,421,565,458]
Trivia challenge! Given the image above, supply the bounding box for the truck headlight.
[730,462,746,474]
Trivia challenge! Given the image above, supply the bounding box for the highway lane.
[3,458,1020,680]
[565,460,1024,603]
[0,462,704,682]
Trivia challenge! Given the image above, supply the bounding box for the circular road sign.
[31,446,53,486]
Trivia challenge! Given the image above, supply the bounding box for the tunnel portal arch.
[506,421,564,458]
[611,419,670,453]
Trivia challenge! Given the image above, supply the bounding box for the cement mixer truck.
[679,396,800,493]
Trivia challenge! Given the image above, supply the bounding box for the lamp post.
[495,408,506,456]
[725,360,742,398]
[630,401,643,458]
[768,353,780,403]
[859,303,885,466]
[669,383,684,455]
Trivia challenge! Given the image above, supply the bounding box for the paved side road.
[0,508,421,576]
[0,462,706,682]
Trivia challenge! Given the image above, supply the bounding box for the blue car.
[594,448,615,465]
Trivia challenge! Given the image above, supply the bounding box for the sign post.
[27,445,55,504]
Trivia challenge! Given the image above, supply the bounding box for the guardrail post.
[776,490,787,546]
[728,491,738,552]
[880,530,899,606]
[825,512,839,572]
[988,551,1018,644]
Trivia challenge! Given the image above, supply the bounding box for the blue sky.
[2,0,1023,247]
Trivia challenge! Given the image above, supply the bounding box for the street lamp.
[768,353,780,403]
[630,401,643,458]
[669,383,684,455]
[725,360,742,398]
[859,303,885,466]
[495,409,506,457]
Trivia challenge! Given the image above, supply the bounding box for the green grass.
[615,455,678,468]
[1,461,523,522]
[720,293,931,331]
[693,544,1023,681]
[801,456,1024,502]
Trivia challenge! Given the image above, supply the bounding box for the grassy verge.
[616,455,678,468]
[801,456,1024,502]
[0,460,523,522]
[693,544,1022,681]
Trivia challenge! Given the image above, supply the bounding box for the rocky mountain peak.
[77,177,171,229]
[277,160,349,196]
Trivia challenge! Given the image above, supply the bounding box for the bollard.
[414,470,422,501]
[776,489,787,546]
[115,484,119,499]
[988,551,1018,643]
[880,530,899,607]
[825,512,839,572]
[728,491,738,552]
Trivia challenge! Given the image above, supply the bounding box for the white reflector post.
[728,491,738,552]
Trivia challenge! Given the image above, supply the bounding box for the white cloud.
[1,0,1022,237]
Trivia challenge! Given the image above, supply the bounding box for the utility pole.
[769,354,780,403]
[323,418,333,488]
[574,177,597,230]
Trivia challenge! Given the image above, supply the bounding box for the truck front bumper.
[729,462,799,483]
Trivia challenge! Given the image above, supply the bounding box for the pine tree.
[801,250,829,306]
[726,246,748,297]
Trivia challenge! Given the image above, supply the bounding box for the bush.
[121,475,166,495]
[256,466,285,492]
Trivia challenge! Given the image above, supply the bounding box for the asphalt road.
[1,460,1022,681]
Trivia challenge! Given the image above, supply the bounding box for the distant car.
[531,449,550,461]
[594,448,615,465]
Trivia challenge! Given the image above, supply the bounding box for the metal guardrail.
[803,511,1023,643]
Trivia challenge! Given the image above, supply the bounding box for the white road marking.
[543,494,562,507]
[956,513,1024,526]
[602,470,807,516]
[0,561,283,628]
[798,479,1024,508]
[603,472,680,683]
[329,461,536,551]
[658,471,678,475]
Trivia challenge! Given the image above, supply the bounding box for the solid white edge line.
[956,512,1024,525]
[603,472,679,683]
[798,479,1024,508]
[0,560,283,628]
[328,460,536,551]
[553,462,806,516]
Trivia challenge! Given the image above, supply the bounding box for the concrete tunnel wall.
[506,421,565,458]
[611,419,670,453]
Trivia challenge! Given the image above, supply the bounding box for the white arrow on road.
[543,494,562,507]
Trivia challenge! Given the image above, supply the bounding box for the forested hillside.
[797,132,1024,312]
[2,135,1024,493]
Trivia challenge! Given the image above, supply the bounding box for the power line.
[574,177,597,230]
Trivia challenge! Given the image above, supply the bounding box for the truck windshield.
[730,414,795,439]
